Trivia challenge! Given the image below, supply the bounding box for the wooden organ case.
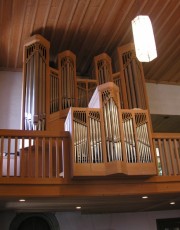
[22,34,157,178]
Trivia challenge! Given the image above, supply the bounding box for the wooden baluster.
[174,139,180,174]
[28,137,32,177]
[35,137,39,178]
[14,137,18,177]
[41,137,45,178]
[157,139,166,175]
[21,137,25,177]
[49,137,53,178]
[169,139,176,175]
[55,137,60,178]
[7,137,11,177]
[163,139,171,175]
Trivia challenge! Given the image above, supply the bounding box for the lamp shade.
[132,15,157,62]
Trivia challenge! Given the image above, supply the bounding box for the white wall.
[1,210,180,230]
[146,83,180,115]
[56,210,180,230]
[0,71,22,129]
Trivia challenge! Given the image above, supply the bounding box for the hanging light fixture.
[132,15,157,62]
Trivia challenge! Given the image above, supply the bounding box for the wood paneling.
[0,0,179,84]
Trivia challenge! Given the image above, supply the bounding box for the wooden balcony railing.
[0,128,180,183]
[0,129,69,182]
[152,133,180,176]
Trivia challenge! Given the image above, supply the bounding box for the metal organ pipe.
[59,53,76,110]
[102,91,122,162]
[23,40,48,131]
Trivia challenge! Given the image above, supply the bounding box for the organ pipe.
[22,35,49,131]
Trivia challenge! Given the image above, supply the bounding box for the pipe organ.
[22,34,156,177]
[58,51,77,110]
[50,68,59,114]
[65,82,156,177]
[76,80,97,108]
[94,53,113,85]
[118,43,149,109]
[22,35,49,130]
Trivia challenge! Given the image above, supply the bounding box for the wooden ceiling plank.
[32,0,52,35]
[7,0,27,68]
[44,0,64,43]
[0,0,13,67]
[145,32,180,81]
[61,0,106,57]
[145,2,179,76]
[49,0,80,60]
[76,0,116,57]
[79,0,136,74]
[56,0,79,52]
[47,0,65,49]
[29,0,39,35]
[160,58,180,83]
[41,0,52,36]
[68,0,91,50]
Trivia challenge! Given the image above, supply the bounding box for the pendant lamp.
[132,15,157,62]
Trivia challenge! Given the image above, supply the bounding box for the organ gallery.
[22,34,156,177]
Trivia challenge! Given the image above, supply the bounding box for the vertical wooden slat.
[61,138,64,178]
[0,137,4,177]
[174,139,180,174]
[14,137,18,177]
[27,137,32,177]
[163,139,171,175]
[169,139,176,175]
[56,137,60,178]
[152,139,159,173]
[42,137,46,178]
[49,137,53,178]
[158,139,166,175]
[35,137,39,178]
[132,114,138,162]
[21,137,25,177]
[7,137,11,177]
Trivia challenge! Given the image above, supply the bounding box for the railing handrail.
[152,133,180,139]
[0,129,69,138]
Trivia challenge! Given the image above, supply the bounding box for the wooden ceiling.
[0,0,179,84]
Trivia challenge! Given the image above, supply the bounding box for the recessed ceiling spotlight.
[19,199,26,202]
[170,201,175,205]
[142,196,148,199]
[76,206,81,210]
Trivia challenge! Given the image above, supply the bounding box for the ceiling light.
[19,199,26,202]
[132,15,157,62]
[170,201,175,205]
[76,206,81,210]
[142,196,148,199]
